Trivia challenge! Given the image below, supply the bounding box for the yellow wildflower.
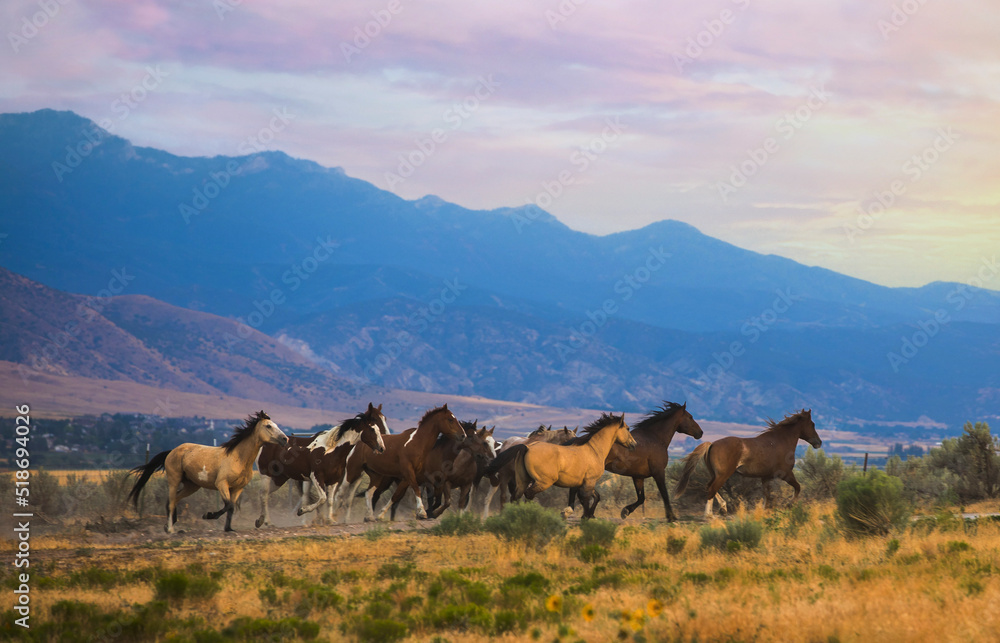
[582,603,595,622]
[545,594,563,613]
[646,598,663,618]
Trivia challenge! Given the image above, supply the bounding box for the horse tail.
[127,450,171,508]
[484,444,525,476]
[674,442,712,497]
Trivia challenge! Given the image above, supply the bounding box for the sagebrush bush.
[578,518,617,548]
[798,449,844,499]
[484,502,566,551]
[836,470,911,536]
[699,518,764,551]
[431,511,483,536]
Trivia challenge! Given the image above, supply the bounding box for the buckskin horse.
[335,404,466,521]
[566,401,703,521]
[674,409,822,516]
[481,425,577,518]
[127,410,288,533]
[487,413,636,518]
[254,403,388,528]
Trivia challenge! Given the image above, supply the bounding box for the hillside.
[0,109,998,430]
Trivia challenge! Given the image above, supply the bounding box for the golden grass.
[6,501,1000,642]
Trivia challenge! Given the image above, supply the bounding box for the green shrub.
[484,503,566,551]
[578,518,617,548]
[798,449,844,499]
[578,544,609,562]
[502,571,549,595]
[430,603,493,630]
[431,512,483,536]
[665,535,687,555]
[700,518,763,551]
[355,617,408,643]
[836,470,911,536]
[154,571,220,601]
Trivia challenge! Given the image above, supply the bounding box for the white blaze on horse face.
[485,435,498,458]
[371,422,386,451]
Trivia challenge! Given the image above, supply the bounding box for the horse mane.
[577,413,623,444]
[633,401,685,432]
[333,412,370,442]
[419,405,450,425]
[759,409,809,436]
[528,424,551,437]
[223,410,269,455]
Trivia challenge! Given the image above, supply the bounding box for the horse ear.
[682,402,687,410]
[368,402,374,411]
[443,403,448,411]
[377,404,382,411]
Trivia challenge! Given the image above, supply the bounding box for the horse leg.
[378,477,413,521]
[785,470,801,502]
[566,487,577,517]
[482,482,499,519]
[432,482,452,518]
[167,479,199,533]
[761,477,773,509]
[460,484,473,513]
[341,476,365,523]
[324,481,340,524]
[652,472,677,522]
[255,476,285,528]
[298,472,328,515]
[621,477,645,520]
[704,447,735,517]
[224,487,246,532]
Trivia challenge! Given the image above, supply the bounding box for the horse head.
[614,413,637,450]
[479,425,498,458]
[798,409,822,449]
[426,404,465,443]
[460,426,494,466]
[677,402,704,440]
[359,406,387,454]
[254,410,289,447]
[368,402,391,435]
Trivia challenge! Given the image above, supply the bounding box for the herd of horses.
[127,402,823,533]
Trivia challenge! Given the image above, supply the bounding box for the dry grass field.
[3,494,1000,642]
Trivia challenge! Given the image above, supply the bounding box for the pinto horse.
[254,403,388,528]
[481,425,577,518]
[336,404,466,521]
[566,401,703,521]
[128,410,288,533]
[674,409,822,516]
[488,413,636,518]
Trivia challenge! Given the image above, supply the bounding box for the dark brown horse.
[336,404,466,521]
[421,422,496,518]
[481,425,577,518]
[674,409,822,516]
[566,401,703,521]
[254,403,388,527]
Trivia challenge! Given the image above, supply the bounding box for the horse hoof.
[363,516,375,523]
[255,519,265,528]
[620,508,631,520]
[202,513,211,520]
[296,509,305,517]
[666,514,677,523]
[416,512,428,520]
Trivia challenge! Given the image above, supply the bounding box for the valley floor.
[3,500,1000,642]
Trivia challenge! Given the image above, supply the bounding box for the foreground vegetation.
[3,497,1000,642]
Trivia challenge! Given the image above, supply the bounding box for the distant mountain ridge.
[0,109,998,430]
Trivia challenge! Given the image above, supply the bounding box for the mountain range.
[1,109,997,433]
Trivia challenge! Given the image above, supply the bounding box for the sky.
[2,0,998,288]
